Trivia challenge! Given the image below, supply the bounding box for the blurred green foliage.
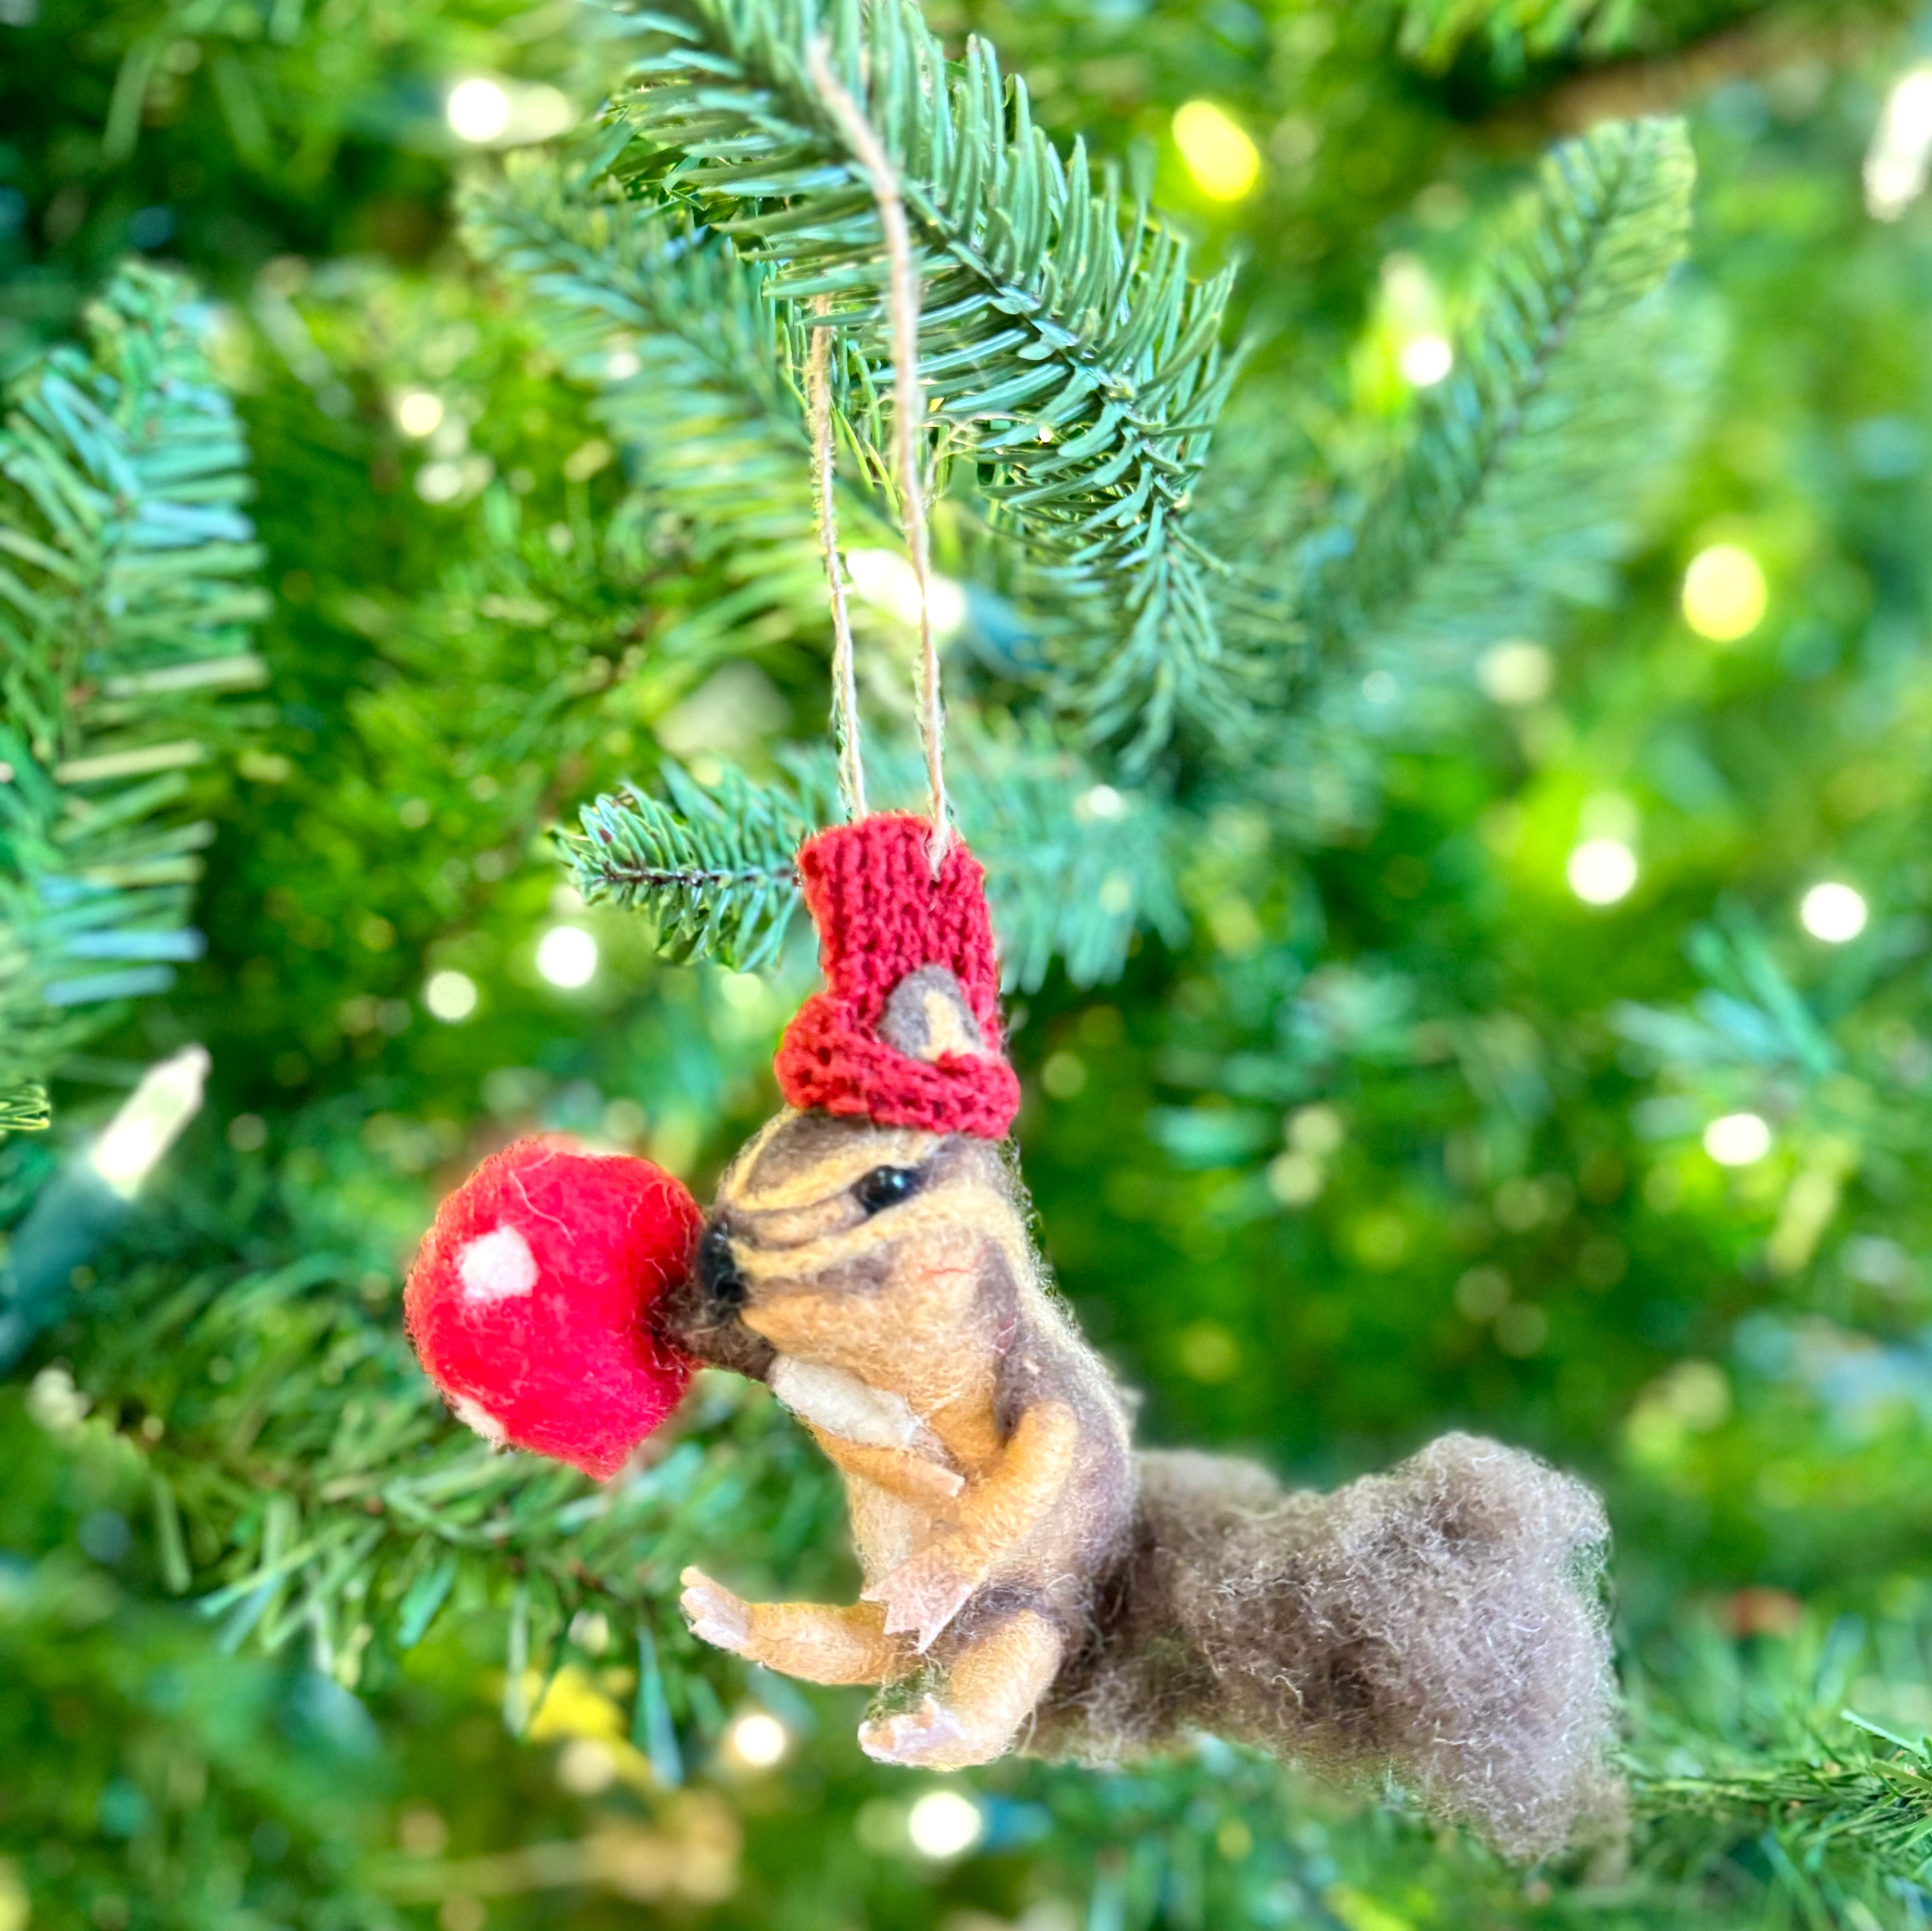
[12,0,1932,1926]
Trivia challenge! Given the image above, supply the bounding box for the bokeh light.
[842,548,967,638]
[1681,544,1767,641]
[88,1046,211,1199]
[445,77,512,143]
[721,1710,788,1770]
[1476,639,1553,706]
[424,970,478,1022]
[1566,838,1638,906]
[1287,1103,1345,1156]
[1799,881,1868,943]
[1866,65,1932,219]
[394,391,444,438]
[906,1789,984,1859]
[554,1737,618,1795]
[1703,1112,1772,1167]
[1173,100,1261,200]
[535,926,598,988]
[1267,1150,1324,1206]
[1398,333,1454,386]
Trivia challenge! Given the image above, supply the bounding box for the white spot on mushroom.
[449,1393,507,1446]
[457,1223,538,1303]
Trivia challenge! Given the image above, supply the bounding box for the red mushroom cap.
[404,1138,700,1478]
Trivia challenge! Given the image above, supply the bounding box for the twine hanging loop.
[805,36,951,872]
[806,296,867,823]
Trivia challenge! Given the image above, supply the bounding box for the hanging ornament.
[403,63,1619,1859]
[405,824,1620,1859]
[664,815,1619,1859]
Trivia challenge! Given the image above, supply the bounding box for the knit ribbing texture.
[775,813,1021,1138]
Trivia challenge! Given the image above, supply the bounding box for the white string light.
[905,1788,983,1859]
[1704,1112,1772,1167]
[1799,882,1868,943]
[535,927,598,989]
[720,1710,788,1770]
[1865,65,1932,220]
[446,77,512,143]
[1398,333,1453,387]
[88,1045,211,1199]
[1567,838,1638,906]
[425,970,479,1021]
[444,77,575,149]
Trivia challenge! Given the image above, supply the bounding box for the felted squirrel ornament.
[407,814,1621,1862]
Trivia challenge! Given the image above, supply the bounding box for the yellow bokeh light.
[1703,1111,1772,1167]
[721,1709,788,1770]
[1566,838,1637,906]
[1173,101,1261,202]
[1681,543,1768,642]
[1799,881,1868,943]
[906,1789,984,1859]
[394,390,444,438]
[446,77,513,144]
[424,969,478,1022]
[1398,333,1453,387]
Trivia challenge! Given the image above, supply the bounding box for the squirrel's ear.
[880,964,990,1064]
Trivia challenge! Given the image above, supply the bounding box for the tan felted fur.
[665,1083,1620,1855]
[670,1107,1134,1771]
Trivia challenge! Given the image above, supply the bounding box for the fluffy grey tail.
[1031,1433,1623,1863]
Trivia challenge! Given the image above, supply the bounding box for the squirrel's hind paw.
[858,1696,978,1769]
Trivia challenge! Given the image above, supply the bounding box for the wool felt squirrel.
[407,813,1621,1862]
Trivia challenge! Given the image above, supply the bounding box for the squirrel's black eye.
[854,1165,922,1216]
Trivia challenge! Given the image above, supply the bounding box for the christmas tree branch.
[563,734,1182,988]
[0,1540,405,1927]
[0,262,267,1115]
[1384,0,1637,71]
[0,1080,49,1137]
[43,1213,840,1751]
[1291,117,1699,684]
[465,156,889,660]
[1635,1717,1932,1887]
[564,758,839,973]
[599,0,1241,752]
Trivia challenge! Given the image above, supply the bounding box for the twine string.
[805,35,951,872]
[806,294,867,822]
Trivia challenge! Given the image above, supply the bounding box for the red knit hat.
[774,814,1020,1139]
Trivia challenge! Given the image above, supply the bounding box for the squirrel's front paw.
[858,1695,973,1769]
[680,1566,753,1654]
[863,1544,979,1652]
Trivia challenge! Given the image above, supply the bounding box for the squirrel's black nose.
[696,1218,747,1309]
